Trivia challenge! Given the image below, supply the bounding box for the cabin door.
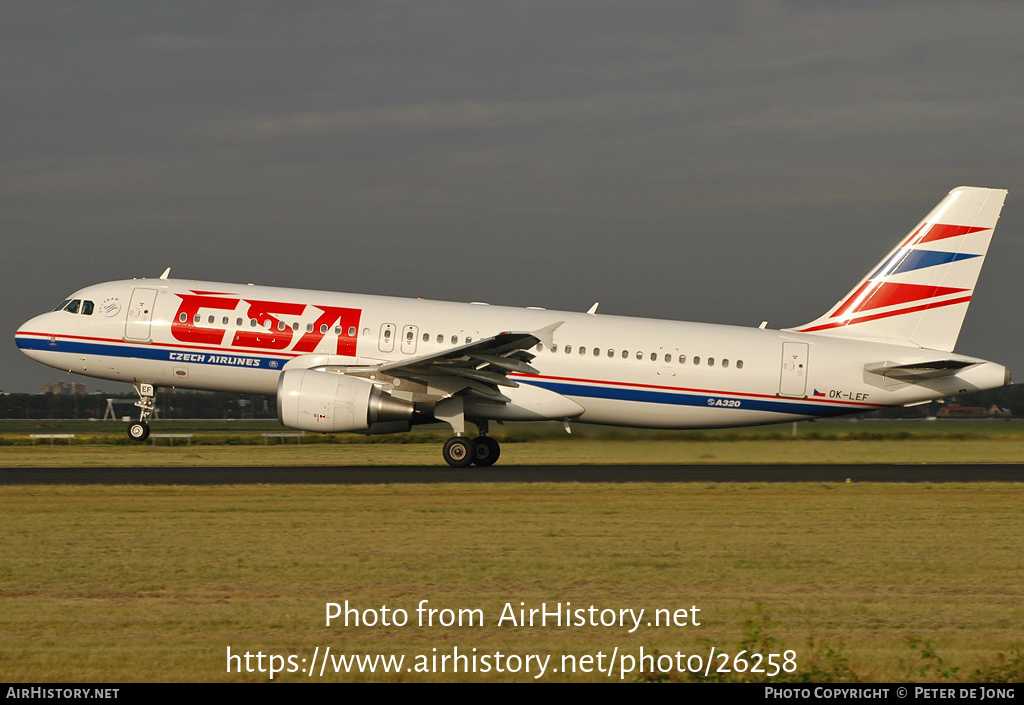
[124,288,157,342]
[778,342,808,398]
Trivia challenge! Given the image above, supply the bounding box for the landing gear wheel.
[442,436,475,468]
[472,436,501,467]
[129,383,156,442]
[128,422,150,442]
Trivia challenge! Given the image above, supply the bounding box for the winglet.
[159,267,171,280]
[587,302,599,315]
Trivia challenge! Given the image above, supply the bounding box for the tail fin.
[789,186,1007,352]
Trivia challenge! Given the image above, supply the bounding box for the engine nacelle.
[277,369,414,433]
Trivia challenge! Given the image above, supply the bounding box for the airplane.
[15,186,1010,467]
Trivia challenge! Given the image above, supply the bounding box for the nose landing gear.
[127,421,150,441]
[127,383,155,442]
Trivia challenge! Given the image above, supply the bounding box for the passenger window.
[306,323,313,333]
[437,334,444,343]
[348,326,356,337]
[208,315,215,325]
[622,350,629,359]
[82,301,94,315]
[565,346,572,354]
[406,330,414,341]
[335,326,342,334]
[465,337,472,343]
[451,335,458,344]
[320,324,328,334]
[179,312,187,323]
[693,356,701,365]
[722,359,729,368]
[293,322,299,331]
[223,317,230,326]
[423,333,430,342]
[636,351,643,360]
[664,353,671,363]
[193,313,201,324]
[737,360,744,369]
[679,355,686,364]
[536,343,544,351]
[277,321,285,331]
[551,344,558,353]
[593,348,600,356]
[250,319,258,328]
[708,358,715,366]
[650,352,657,362]
[579,346,586,355]
[607,349,614,358]
[237,318,243,327]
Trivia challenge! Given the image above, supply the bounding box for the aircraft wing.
[283,321,563,403]
[375,322,562,402]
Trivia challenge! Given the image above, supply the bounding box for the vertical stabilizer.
[788,186,1007,352]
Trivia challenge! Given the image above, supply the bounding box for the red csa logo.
[171,291,361,356]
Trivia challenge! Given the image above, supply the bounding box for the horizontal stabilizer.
[864,359,976,381]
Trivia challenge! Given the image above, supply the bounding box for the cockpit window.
[53,299,72,312]
[82,300,94,316]
[64,299,81,314]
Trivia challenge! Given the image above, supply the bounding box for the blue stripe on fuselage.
[523,379,866,418]
[15,336,285,370]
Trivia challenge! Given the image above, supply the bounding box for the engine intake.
[277,369,414,433]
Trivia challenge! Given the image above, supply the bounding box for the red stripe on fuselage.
[509,372,884,409]
[15,331,302,359]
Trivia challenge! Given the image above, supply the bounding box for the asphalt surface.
[1,464,1022,485]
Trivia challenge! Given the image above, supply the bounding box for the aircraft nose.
[15,313,54,360]
[17,312,50,333]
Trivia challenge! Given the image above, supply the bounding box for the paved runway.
[1,464,1022,484]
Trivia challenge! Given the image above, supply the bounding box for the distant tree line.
[866,384,1024,419]
[0,390,277,420]
[3,385,1024,420]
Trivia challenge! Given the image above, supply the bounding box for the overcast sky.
[4,1,1024,394]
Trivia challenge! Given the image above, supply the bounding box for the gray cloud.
[4,1,1024,393]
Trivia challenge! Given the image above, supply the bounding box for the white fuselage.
[15,278,1009,429]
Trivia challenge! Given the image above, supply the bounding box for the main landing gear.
[127,383,155,442]
[432,395,502,468]
[442,434,501,468]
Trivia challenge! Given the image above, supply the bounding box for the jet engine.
[277,369,415,434]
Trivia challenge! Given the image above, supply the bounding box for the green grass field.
[3,420,1022,682]
[3,437,1024,467]
[2,481,1023,682]
[2,418,1024,466]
